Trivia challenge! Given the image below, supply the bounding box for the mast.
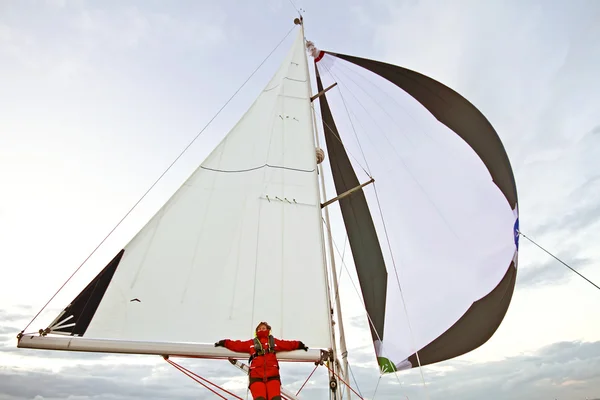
[299,17,350,399]
[315,111,350,400]
[313,80,350,400]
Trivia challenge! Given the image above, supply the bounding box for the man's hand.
[298,341,308,351]
[214,340,226,347]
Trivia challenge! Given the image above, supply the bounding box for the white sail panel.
[53,29,332,350]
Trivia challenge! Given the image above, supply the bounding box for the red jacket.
[224,335,301,380]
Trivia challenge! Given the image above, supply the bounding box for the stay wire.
[287,0,302,15]
[318,62,372,176]
[318,59,418,393]
[322,59,427,393]
[20,24,298,334]
[519,231,600,291]
[372,375,382,399]
[321,216,406,392]
[348,361,364,398]
[371,182,429,399]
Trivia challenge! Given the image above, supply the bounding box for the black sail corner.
[48,249,125,336]
[325,51,518,210]
[407,261,517,367]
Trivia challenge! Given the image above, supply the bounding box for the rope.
[348,361,364,398]
[320,55,428,395]
[318,62,372,176]
[295,363,319,395]
[519,231,600,291]
[19,24,298,334]
[166,358,243,399]
[317,63,418,391]
[371,182,429,398]
[323,363,364,399]
[310,101,372,179]
[287,0,302,14]
[372,375,382,399]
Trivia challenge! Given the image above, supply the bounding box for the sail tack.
[315,52,519,372]
[26,29,333,356]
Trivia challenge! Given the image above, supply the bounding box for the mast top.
[294,16,303,25]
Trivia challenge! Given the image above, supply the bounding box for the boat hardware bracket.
[321,178,375,208]
[310,82,337,102]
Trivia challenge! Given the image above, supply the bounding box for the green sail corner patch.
[378,356,397,373]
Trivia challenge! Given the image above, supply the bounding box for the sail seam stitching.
[200,164,315,173]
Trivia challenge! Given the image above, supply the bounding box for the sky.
[1,0,600,399]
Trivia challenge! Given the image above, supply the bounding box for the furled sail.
[19,29,332,361]
[314,52,519,372]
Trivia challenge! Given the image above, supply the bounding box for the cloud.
[1,340,599,399]
[0,309,32,324]
[345,340,600,400]
[44,0,67,8]
[0,326,20,336]
[516,253,592,287]
[2,1,600,399]
[352,0,600,300]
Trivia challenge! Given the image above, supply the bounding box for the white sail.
[25,29,333,355]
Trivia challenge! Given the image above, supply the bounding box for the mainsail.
[19,28,332,362]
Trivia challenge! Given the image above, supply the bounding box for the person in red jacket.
[215,321,308,400]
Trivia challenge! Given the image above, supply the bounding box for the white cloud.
[2,1,600,399]
[45,0,67,8]
[2,335,600,399]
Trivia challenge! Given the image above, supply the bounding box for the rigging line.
[321,60,424,395]
[311,101,372,179]
[334,59,441,149]
[331,61,419,145]
[323,363,365,400]
[166,359,241,399]
[323,64,460,241]
[326,224,387,355]
[519,231,600,291]
[19,24,298,334]
[372,375,382,399]
[347,362,364,398]
[320,62,427,391]
[320,217,403,390]
[332,236,347,304]
[324,222,347,308]
[287,0,301,14]
[321,218,383,343]
[370,182,429,399]
[295,363,319,395]
[333,59,490,198]
[318,62,372,175]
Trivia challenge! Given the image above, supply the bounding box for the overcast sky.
[1,0,600,399]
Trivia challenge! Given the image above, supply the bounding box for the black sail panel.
[407,261,517,367]
[316,68,388,344]
[327,51,517,209]
[50,249,124,336]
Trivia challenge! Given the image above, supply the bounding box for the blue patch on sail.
[513,218,519,250]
